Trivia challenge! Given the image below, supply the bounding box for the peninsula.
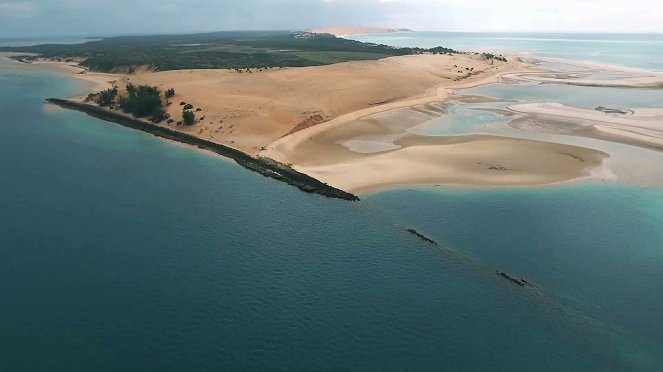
[2,30,609,195]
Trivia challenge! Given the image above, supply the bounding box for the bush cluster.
[119,84,169,123]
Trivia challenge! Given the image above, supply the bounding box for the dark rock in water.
[595,106,633,115]
[407,229,438,245]
[496,270,531,287]
[298,184,317,193]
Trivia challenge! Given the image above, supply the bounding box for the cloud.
[0,0,662,38]
[0,1,36,18]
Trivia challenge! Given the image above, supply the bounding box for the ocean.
[1,33,663,371]
[352,32,663,71]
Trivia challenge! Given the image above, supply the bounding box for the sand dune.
[126,54,522,153]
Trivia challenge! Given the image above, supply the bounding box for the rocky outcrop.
[595,106,634,115]
[407,228,439,245]
[496,271,532,287]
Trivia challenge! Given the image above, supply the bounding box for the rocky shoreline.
[45,98,360,201]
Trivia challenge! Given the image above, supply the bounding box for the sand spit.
[281,134,609,193]
[510,103,663,151]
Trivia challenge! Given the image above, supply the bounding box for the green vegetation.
[1,30,459,72]
[118,84,169,122]
[481,53,508,62]
[165,88,176,98]
[183,103,193,110]
[85,83,168,122]
[88,87,118,107]
[182,110,196,125]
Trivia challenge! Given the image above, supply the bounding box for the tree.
[183,103,193,110]
[165,88,175,98]
[150,109,170,123]
[97,87,118,107]
[182,110,195,125]
[117,84,166,122]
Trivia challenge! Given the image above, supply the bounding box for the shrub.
[183,103,193,110]
[97,87,118,107]
[150,109,170,123]
[118,84,166,122]
[182,110,195,125]
[165,88,176,98]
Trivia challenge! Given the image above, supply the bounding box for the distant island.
[308,26,413,37]
[0,30,444,73]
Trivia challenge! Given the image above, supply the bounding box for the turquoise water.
[2,32,663,371]
[464,83,663,109]
[409,102,507,136]
[352,32,663,70]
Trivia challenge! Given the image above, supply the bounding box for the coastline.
[45,98,360,201]
[0,52,119,92]
[6,51,635,196]
[32,61,119,92]
[6,52,530,198]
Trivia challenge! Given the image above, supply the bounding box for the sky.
[1,0,662,39]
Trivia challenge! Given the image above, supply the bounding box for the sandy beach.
[32,61,120,92]
[125,53,526,153]
[263,100,610,193]
[282,135,608,193]
[0,53,120,92]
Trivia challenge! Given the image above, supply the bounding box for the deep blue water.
[2,51,663,371]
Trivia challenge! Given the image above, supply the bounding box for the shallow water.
[409,102,509,136]
[463,83,663,110]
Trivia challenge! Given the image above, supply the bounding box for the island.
[1,30,607,198]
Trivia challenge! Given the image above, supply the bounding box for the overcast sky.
[1,0,662,38]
